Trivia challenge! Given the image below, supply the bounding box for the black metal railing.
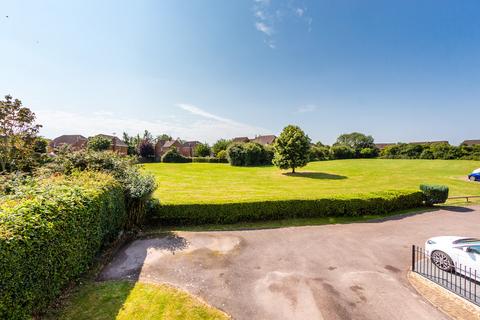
[412,245,480,306]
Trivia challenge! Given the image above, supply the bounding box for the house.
[155,139,183,161]
[251,135,276,145]
[461,140,480,146]
[375,143,395,150]
[49,135,87,151]
[95,134,129,155]
[180,141,201,157]
[231,137,250,143]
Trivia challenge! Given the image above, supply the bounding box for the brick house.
[155,139,182,161]
[94,134,129,155]
[251,135,276,145]
[180,141,201,157]
[461,140,480,146]
[49,135,87,151]
[231,135,277,145]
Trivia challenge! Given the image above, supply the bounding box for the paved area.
[100,206,480,320]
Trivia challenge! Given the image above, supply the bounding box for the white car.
[425,236,480,277]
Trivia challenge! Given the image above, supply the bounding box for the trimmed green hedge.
[420,184,449,205]
[0,172,126,319]
[150,190,424,225]
[192,157,228,163]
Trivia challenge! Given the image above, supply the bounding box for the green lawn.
[48,281,229,320]
[142,159,480,205]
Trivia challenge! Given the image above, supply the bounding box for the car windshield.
[473,168,480,174]
[453,238,480,244]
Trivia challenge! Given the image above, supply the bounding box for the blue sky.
[1,0,479,144]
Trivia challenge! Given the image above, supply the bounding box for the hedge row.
[192,157,228,163]
[0,172,126,319]
[150,190,424,225]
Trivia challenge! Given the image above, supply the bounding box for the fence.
[412,245,480,306]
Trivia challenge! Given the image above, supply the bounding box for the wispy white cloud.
[37,104,271,143]
[255,22,274,36]
[297,104,317,113]
[252,0,313,48]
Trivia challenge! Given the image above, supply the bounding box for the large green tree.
[212,139,231,156]
[334,132,376,156]
[195,142,211,157]
[87,136,111,151]
[272,125,311,173]
[0,95,42,172]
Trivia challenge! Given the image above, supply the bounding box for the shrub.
[150,190,424,225]
[194,143,211,157]
[87,136,111,151]
[212,139,231,156]
[309,146,330,161]
[359,147,378,158]
[192,157,228,163]
[226,142,272,166]
[330,145,355,159]
[420,184,449,206]
[38,150,156,228]
[161,149,191,163]
[216,150,227,160]
[0,172,126,318]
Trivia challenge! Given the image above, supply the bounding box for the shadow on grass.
[282,171,347,180]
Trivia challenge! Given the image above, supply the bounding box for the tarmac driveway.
[100,206,480,319]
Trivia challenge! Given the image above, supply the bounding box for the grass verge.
[45,281,229,320]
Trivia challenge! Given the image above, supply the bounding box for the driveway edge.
[408,271,480,320]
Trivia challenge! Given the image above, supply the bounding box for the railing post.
[412,245,416,272]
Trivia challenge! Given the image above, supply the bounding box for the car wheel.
[431,250,454,271]
[470,176,477,182]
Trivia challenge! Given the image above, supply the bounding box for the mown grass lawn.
[143,159,480,205]
[49,281,228,320]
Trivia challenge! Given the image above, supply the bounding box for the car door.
[457,245,480,280]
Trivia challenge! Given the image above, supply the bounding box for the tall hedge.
[0,172,126,319]
[150,190,424,225]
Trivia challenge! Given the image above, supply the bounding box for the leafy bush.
[226,142,272,166]
[380,143,480,160]
[150,190,424,225]
[0,172,126,319]
[194,143,211,157]
[87,136,111,151]
[161,149,191,163]
[192,157,228,163]
[38,150,156,228]
[359,147,378,158]
[420,184,449,206]
[212,139,231,156]
[216,150,227,160]
[330,145,355,159]
[309,146,330,161]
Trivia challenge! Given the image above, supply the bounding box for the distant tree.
[122,132,138,155]
[212,139,231,156]
[194,143,211,157]
[33,137,49,154]
[143,130,153,142]
[138,139,155,160]
[156,133,172,141]
[330,145,355,159]
[87,136,111,151]
[334,132,377,156]
[0,95,42,172]
[272,125,311,173]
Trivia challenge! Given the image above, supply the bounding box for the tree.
[87,136,111,151]
[334,132,377,156]
[212,139,231,156]
[0,95,42,172]
[156,133,172,141]
[138,139,155,160]
[194,143,211,157]
[272,125,311,173]
[123,132,139,155]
